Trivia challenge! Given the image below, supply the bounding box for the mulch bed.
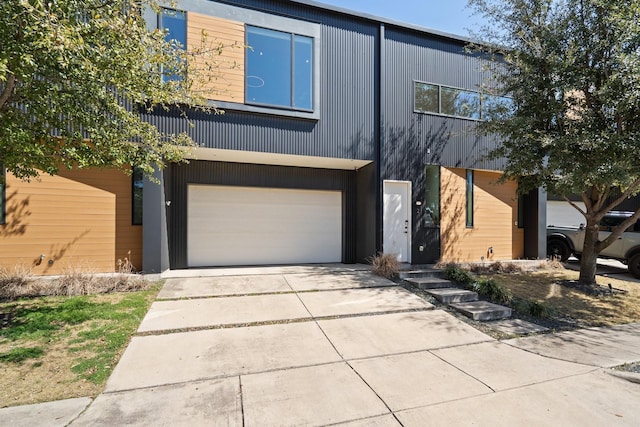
[558,280,628,296]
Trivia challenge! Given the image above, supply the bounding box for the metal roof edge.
[286,0,480,45]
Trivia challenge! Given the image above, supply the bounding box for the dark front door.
[412,165,441,264]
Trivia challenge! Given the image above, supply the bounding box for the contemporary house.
[0,0,546,275]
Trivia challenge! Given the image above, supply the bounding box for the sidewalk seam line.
[135,308,433,337]
[156,284,402,301]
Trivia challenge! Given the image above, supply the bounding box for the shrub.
[528,301,552,318]
[0,261,149,301]
[539,258,565,270]
[473,278,512,304]
[369,253,400,279]
[513,299,552,318]
[444,264,475,287]
[0,266,36,300]
[48,266,148,296]
[471,261,523,274]
[500,262,523,274]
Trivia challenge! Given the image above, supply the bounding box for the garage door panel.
[187,185,342,267]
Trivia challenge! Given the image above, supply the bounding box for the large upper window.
[246,26,313,111]
[159,8,186,82]
[415,81,511,121]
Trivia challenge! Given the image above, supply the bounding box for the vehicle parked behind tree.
[547,212,640,278]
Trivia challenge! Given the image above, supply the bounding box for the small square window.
[415,82,439,114]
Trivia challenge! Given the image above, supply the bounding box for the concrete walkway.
[2,265,640,426]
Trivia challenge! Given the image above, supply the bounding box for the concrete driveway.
[6,265,640,426]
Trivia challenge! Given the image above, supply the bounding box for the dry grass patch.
[369,253,400,279]
[0,265,149,301]
[485,269,640,327]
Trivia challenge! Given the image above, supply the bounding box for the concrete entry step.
[398,268,444,280]
[405,277,453,290]
[426,288,479,304]
[450,301,512,321]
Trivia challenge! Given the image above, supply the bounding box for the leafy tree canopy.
[469,0,640,284]
[0,0,223,179]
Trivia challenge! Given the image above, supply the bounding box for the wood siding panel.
[440,168,523,262]
[0,168,142,275]
[187,12,245,103]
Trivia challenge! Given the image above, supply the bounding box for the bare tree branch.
[0,73,17,110]
[565,196,586,216]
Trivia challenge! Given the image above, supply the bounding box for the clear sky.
[312,0,481,38]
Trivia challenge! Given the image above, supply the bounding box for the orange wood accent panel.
[0,168,142,275]
[440,168,524,263]
[187,12,245,103]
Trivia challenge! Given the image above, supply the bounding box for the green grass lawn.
[0,284,160,407]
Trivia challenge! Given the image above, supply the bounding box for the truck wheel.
[547,239,570,262]
[628,254,640,279]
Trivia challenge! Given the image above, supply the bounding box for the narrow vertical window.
[466,170,474,228]
[424,165,440,225]
[132,167,143,225]
[159,8,186,82]
[0,166,5,225]
[293,35,313,110]
[517,193,525,229]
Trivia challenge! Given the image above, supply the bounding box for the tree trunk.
[579,220,599,285]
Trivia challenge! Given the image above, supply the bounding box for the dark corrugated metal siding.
[382,28,505,181]
[356,163,377,262]
[142,0,379,162]
[143,0,520,268]
[167,160,358,268]
[381,28,506,262]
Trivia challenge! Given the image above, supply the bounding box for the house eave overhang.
[188,147,372,171]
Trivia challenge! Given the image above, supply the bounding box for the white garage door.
[187,185,342,267]
[547,200,586,227]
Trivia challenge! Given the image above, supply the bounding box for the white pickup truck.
[547,211,640,278]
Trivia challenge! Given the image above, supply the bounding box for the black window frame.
[466,169,474,228]
[0,165,5,225]
[517,193,525,229]
[132,167,143,226]
[414,80,513,121]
